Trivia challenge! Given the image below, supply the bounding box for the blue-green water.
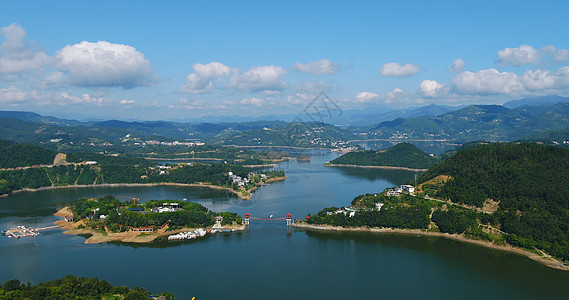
[1,151,567,299]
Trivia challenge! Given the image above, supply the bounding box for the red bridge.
[244,213,293,225]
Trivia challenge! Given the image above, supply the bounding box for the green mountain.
[0,140,58,168]
[369,102,569,142]
[329,142,438,169]
[417,143,569,260]
[208,122,355,148]
[503,95,569,109]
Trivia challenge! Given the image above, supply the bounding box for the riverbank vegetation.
[306,193,433,229]
[0,275,174,299]
[328,143,438,169]
[306,142,569,265]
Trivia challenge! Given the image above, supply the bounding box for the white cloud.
[541,45,569,62]
[420,80,447,98]
[0,23,49,73]
[353,88,404,104]
[0,85,38,103]
[379,62,420,77]
[497,45,569,66]
[37,72,65,89]
[119,99,137,104]
[55,41,153,88]
[452,69,524,95]
[355,91,379,103]
[446,58,465,72]
[497,45,541,66]
[240,97,272,107]
[181,62,232,94]
[293,59,339,75]
[50,92,112,106]
[286,93,314,104]
[229,65,288,92]
[521,67,569,90]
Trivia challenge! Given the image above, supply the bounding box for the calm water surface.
[1,150,567,299]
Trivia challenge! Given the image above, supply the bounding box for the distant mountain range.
[369,100,569,142]
[502,95,569,109]
[2,95,569,149]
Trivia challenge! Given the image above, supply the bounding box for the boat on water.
[1,230,6,236]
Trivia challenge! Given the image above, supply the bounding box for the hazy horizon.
[2,1,569,121]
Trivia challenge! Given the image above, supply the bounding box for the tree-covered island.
[55,195,244,244]
[298,143,569,270]
[325,142,438,170]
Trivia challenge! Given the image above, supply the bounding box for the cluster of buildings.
[228,171,249,187]
[228,171,267,187]
[150,203,182,213]
[385,185,415,197]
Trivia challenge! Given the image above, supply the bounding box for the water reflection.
[332,166,420,185]
[355,140,459,155]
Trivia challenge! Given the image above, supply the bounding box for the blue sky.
[2,0,569,120]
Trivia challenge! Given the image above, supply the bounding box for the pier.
[2,225,59,239]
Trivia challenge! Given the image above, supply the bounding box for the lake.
[1,150,567,299]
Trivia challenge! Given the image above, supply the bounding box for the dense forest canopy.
[417,143,569,260]
[0,139,57,168]
[329,142,438,169]
[0,275,173,299]
[70,196,242,232]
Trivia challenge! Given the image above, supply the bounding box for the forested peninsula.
[0,140,286,199]
[325,143,438,170]
[299,143,569,270]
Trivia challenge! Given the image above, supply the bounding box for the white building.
[375,203,384,211]
[401,185,415,193]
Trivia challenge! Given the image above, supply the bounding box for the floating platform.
[3,225,59,239]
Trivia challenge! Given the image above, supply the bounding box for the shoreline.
[292,222,569,271]
[53,207,245,244]
[222,145,332,151]
[2,177,288,200]
[324,163,428,172]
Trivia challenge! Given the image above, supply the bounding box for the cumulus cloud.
[240,97,274,107]
[229,65,288,92]
[293,59,339,75]
[497,45,569,66]
[353,88,404,104]
[355,91,379,103]
[497,45,541,66]
[420,80,448,98]
[0,85,39,103]
[0,23,49,73]
[54,41,153,88]
[541,45,569,62]
[521,67,569,91]
[286,93,314,104]
[379,62,420,77]
[446,58,465,72]
[452,69,524,95]
[181,62,231,94]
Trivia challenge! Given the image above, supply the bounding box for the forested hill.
[417,143,569,260]
[0,140,57,168]
[329,143,438,169]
